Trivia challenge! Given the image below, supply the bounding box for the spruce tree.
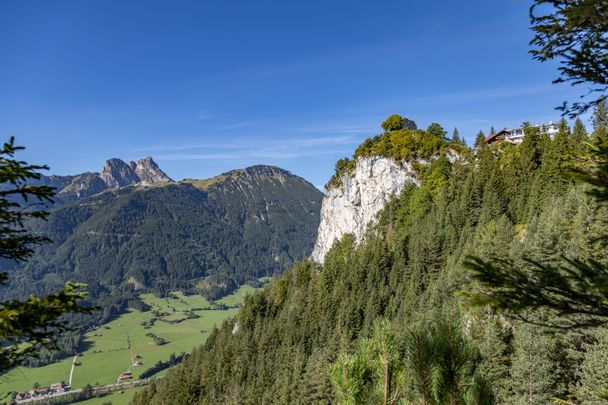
[474,131,486,149]
[304,348,335,404]
[572,118,588,148]
[452,128,462,144]
[509,322,559,403]
[592,97,608,146]
[475,319,511,403]
[576,326,608,403]
[0,138,91,371]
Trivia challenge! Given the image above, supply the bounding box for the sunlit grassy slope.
[0,288,260,395]
[73,386,146,405]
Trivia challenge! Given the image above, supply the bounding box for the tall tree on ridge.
[474,131,486,149]
[452,128,462,145]
[592,97,608,146]
[572,118,588,147]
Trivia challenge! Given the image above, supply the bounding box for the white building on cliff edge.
[485,122,560,145]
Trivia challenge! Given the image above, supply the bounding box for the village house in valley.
[485,122,560,145]
[15,382,70,402]
[116,370,133,383]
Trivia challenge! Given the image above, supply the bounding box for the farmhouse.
[27,387,50,397]
[485,122,560,145]
[16,383,70,401]
[116,370,133,383]
[50,382,70,393]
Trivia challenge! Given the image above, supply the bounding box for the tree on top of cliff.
[381,115,417,133]
[426,123,448,139]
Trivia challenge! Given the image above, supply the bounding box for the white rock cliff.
[311,156,420,263]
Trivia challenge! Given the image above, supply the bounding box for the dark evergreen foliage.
[465,102,608,329]
[529,0,608,116]
[132,119,601,404]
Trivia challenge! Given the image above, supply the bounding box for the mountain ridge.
[2,160,323,339]
[34,156,173,202]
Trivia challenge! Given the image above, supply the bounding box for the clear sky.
[0,0,586,189]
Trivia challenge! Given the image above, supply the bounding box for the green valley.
[0,285,260,399]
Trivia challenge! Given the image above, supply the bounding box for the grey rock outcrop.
[130,156,173,185]
[38,157,173,203]
[101,157,172,188]
[311,156,419,263]
[101,158,142,188]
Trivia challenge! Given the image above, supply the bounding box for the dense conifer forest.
[133,107,608,404]
[0,165,322,365]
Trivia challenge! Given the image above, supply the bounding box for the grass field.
[216,284,258,306]
[0,288,260,396]
[73,386,146,405]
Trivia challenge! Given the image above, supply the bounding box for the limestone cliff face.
[311,156,420,263]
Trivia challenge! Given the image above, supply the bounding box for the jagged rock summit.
[11,162,322,307]
[102,156,172,187]
[311,156,419,263]
[41,156,172,202]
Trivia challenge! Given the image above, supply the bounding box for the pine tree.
[452,128,462,144]
[329,352,371,404]
[476,319,511,403]
[304,348,335,404]
[509,321,558,404]
[405,324,435,404]
[474,130,487,149]
[431,315,483,405]
[572,118,588,148]
[592,98,608,146]
[577,326,608,403]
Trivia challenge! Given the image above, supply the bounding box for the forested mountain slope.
[133,117,608,404]
[2,164,323,319]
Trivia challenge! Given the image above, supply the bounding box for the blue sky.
[0,0,587,189]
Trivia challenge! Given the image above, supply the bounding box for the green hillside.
[2,165,320,301]
[0,164,321,366]
[0,287,260,397]
[131,117,608,404]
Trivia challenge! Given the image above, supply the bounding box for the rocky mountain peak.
[42,157,173,203]
[130,156,173,185]
[101,157,172,188]
[101,158,141,188]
